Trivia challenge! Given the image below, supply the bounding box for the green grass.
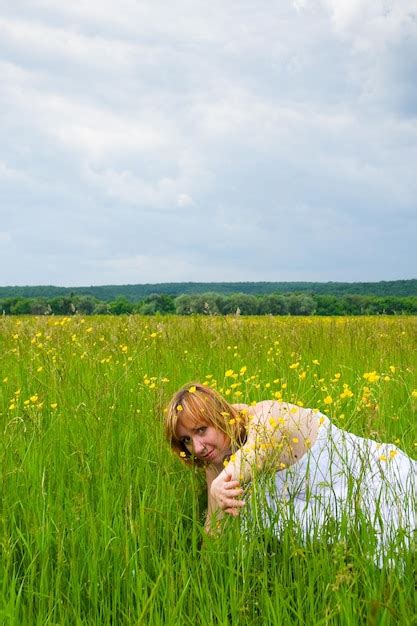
[0,315,416,624]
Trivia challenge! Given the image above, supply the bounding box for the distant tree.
[31,298,50,315]
[191,293,220,315]
[314,295,344,316]
[50,296,76,315]
[258,294,288,315]
[0,298,18,314]
[174,294,194,315]
[342,295,367,315]
[10,298,32,315]
[93,301,111,314]
[75,296,98,315]
[287,294,316,315]
[139,293,175,315]
[109,297,134,315]
[215,294,236,315]
[229,294,259,315]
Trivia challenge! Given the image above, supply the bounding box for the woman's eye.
[198,427,207,434]
[181,437,191,444]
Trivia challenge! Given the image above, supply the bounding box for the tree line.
[0,279,416,301]
[1,292,417,316]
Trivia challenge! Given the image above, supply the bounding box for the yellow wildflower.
[363,371,380,383]
[323,395,333,405]
[50,403,58,410]
[292,437,299,444]
[179,451,186,458]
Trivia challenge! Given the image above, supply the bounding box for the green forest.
[0,279,416,302]
[1,291,416,316]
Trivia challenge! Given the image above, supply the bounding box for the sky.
[1,0,417,286]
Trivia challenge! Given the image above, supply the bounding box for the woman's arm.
[204,466,244,532]
[210,401,310,513]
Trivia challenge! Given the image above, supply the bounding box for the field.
[0,315,416,625]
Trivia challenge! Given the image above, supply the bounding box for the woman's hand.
[210,472,245,516]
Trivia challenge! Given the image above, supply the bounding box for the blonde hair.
[165,382,246,466]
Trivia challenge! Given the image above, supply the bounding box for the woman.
[165,382,416,559]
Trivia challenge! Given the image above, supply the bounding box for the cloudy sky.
[1,0,416,286]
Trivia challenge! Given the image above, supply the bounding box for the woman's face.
[176,416,231,466]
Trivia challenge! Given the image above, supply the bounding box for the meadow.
[0,314,415,625]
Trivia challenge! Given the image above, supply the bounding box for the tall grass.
[0,315,415,624]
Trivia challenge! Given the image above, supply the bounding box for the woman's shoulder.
[250,400,295,417]
[249,400,317,428]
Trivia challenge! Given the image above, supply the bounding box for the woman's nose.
[193,438,206,455]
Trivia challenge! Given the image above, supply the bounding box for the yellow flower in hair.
[188,386,196,393]
[179,451,186,458]
[176,404,183,412]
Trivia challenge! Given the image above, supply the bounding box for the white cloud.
[0,231,12,243]
[0,0,416,285]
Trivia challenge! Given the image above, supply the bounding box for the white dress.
[245,415,416,564]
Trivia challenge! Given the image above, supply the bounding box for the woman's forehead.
[176,413,208,434]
